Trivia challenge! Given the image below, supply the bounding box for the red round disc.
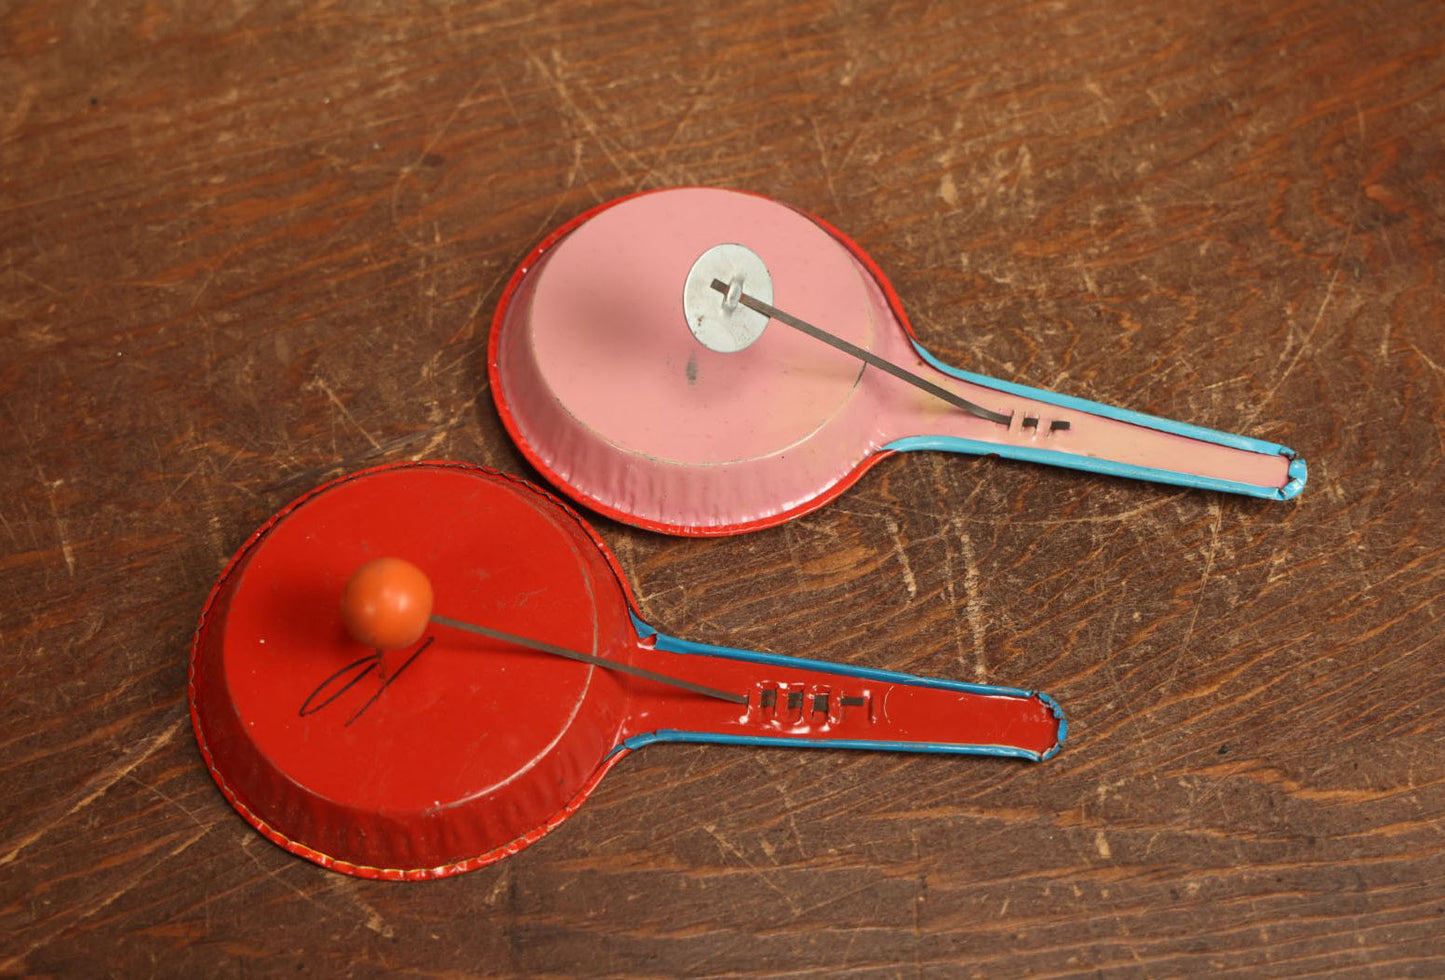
[189,462,636,879]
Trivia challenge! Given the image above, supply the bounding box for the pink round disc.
[491,187,905,535]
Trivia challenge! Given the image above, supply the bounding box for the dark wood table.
[4,1,1442,974]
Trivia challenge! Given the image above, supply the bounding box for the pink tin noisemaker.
[490,187,1306,535]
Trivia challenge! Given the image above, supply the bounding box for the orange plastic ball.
[341,557,435,650]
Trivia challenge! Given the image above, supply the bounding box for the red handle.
[615,622,1065,762]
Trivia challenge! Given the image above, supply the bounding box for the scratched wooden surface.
[3,0,1443,975]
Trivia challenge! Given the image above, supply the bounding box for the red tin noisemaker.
[189,463,1064,880]
[489,187,1306,536]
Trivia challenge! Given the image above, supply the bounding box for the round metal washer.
[681,243,774,353]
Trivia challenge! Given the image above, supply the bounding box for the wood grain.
[2,0,1442,974]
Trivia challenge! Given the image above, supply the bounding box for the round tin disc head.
[489,187,883,534]
[682,243,774,353]
[189,463,635,879]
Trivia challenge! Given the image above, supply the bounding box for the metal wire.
[712,279,1011,426]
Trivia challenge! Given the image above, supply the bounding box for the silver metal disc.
[682,243,774,353]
